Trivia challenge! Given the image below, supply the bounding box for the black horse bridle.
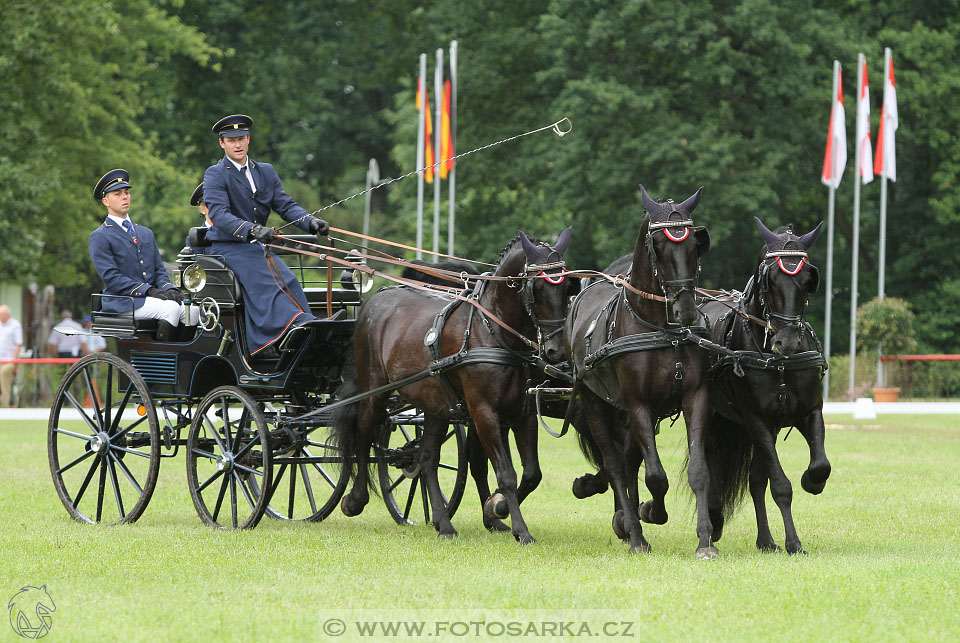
[517,258,568,350]
[756,249,818,346]
[645,216,707,325]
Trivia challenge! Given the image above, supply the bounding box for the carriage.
[47,230,468,530]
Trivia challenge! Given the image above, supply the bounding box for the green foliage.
[856,297,917,355]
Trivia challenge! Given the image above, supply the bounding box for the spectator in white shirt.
[81,316,107,354]
[0,305,23,408]
[48,310,85,358]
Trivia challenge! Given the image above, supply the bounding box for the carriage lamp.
[172,269,182,288]
[182,264,207,293]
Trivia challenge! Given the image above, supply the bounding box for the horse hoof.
[787,546,808,556]
[484,518,511,533]
[611,510,629,542]
[572,474,608,499]
[801,470,827,495]
[340,495,363,517]
[639,501,668,525]
[696,546,719,560]
[628,542,651,555]
[483,493,509,520]
[757,541,781,553]
[515,533,537,545]
[437,530,458,540]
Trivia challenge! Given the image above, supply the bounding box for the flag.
[857,58,874,184]
[821,66,847,189]
[873,54,897,181]
[416,77,435,183]
[439,79,455,179]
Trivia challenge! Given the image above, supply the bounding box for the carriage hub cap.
[402,463,420,479]
[217,453,234,472]
[89,432,110,455]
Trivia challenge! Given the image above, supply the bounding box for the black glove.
[309,217,329,237]
[248,224,277,244]
[165,289,184,304]
[146,287,166,299]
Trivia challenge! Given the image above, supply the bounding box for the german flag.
[416,78,435,183]
[439,79,455,179]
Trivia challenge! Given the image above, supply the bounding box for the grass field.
[2,415,958,641]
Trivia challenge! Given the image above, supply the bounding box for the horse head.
[753,217,823,356]
[638,185,710,326]
[502,226,574,363]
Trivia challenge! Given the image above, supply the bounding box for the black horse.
[332,229,574,542]
[699,218,831,554]
[566,186,716,557]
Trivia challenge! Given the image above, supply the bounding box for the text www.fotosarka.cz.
[319,609,636,639]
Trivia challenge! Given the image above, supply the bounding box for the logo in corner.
[8,586,56,639]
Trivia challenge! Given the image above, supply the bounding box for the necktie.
[240,165,255,193]
[122,219,137,244]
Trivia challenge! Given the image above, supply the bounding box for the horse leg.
[340,397,383,517]
[799,411,831,495]
[466,425,510,532]
[630,406,669,526]
[580,390,650,554]
[761,435,806,555]
[748,452,779,552]
[419,415,457,539]
[683,386,719,559]
[513,416,542,504]
[470,407,534,544]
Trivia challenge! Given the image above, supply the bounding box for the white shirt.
[49,318,86,356]
[0,318,23,360]
[83,333,107,353]
[108,214,133,229]
[227,156,257,193]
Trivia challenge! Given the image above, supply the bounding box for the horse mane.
[496,231,544,261]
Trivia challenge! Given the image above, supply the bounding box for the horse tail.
[330,372,362,486]
[703,412,753,521]
[574,404,604,470]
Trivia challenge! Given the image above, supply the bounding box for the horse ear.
[519,230,538,258]
[639,184,658,215]
[798,221,824,250]
[754,217,781,250]
[679,186,704,214]
[553,226,573,256]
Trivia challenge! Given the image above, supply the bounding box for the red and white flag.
[857,58,874,184]
[821,66,847,189]
[873,53,897,182]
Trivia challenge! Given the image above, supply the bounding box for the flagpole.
[877,47,892,387]
[848,53,865,399]
[416,54,426,260]
[822,59,841,402]
[448,40,457,254]
[433,48,443,260]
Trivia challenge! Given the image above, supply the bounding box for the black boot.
[155,320,176,341]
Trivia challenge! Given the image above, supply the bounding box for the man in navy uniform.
[88,169,186,340]
[202,114,328,357]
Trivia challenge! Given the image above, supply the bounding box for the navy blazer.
[89,219,176,313]
[202,157,318,242]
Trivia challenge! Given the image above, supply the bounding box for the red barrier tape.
[0,358,81,364]
[880,355,960,362]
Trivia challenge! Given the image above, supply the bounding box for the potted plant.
[856,297,917,402]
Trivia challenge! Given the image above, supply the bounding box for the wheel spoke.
[387,474,405,493]
[202,415,229,454]
[107,453,125,518]
[229,474,238,528]
[309,459,337,488]
[232,436,259,461]
[197,468,225,494]
[83,367,104,433]
[111,452,144,496]
[286,459,298,518]
[212,473,230,521]
[443,427,456,442]
[236,473,257,510]
[95,458,107,523]
[402,477,417,520]
[191,448,218,460]
[62,390,100,434]
[72,454,101,507]
[103,363,113,433]
[420,476,430,524]
[107,384,134,435]
[233,462,264,477]
[110,413,148,441]
[270,463,288,497]
[110,445,152,459]
[220,396,232,449]
[438,462,459,472]
[299,460,318,515]
[57,448,95,475]
[54,427,96,441]
[398,424,412,442]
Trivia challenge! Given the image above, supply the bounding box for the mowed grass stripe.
[2,416,958,641]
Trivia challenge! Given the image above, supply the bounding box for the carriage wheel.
[187,386,272,530]
[48,353,160,525]
[377,416,467,526]
[249,426,349,523]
